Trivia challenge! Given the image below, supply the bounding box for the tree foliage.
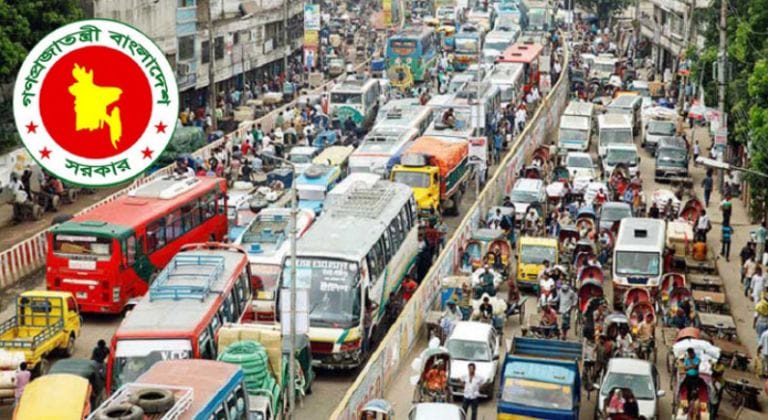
[0,0,83,153]
[574,0,632,26]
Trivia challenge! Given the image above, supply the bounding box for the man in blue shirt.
[721,224,734,261]
[683,348,701,402]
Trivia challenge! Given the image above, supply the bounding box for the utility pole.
[677,4,693,112]
[283,0,289,78]
[717,0,728,191]
[204,0,217,131]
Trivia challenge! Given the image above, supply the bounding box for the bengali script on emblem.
[108,30,172,106]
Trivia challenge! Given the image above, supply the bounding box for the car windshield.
[330,92,361,104]
[601,206,631,222]
[600,372,655,400]
[112,339,192,392]
[456,38,479,53]
[284,258,361,328]
[600,130,632,146]
[560,129,588,141]
[647,121,675,135]
[657,149,687,166]
[615,251,660,276]
[567,155,593,168]
[446,338,491,361]
[53,234,112,258]
[290,154,313,164]
[521,245,557,265]
[502,378,574,410]
[393,171,431,188]
[606,149,637,165]
[510,189,538,203]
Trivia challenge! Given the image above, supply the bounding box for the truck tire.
[95,403,144,420]
[64,334,75,357]
[33,358,50,377]
[129,388,175,414]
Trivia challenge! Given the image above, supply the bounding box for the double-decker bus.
[282,181,418,368]
[497,41,544,92]
[47,175,228,314]
[106,243,251,393]
[233,207,315,322]
[385,27,438,82]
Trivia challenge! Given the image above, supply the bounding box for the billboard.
[303,4,320,70]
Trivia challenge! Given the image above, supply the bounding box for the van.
[508,178,546,223]
[558,115,591,152]
[606,95,642,135]
[612,218,665,297]
[654,136,689,182]
[602,144,640,177]
[597,114,633,159]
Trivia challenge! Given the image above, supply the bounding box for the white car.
[409,403,465,420]
[509,178,546,222]
[445,321,501,398]
[596,358,665,420]
[602,144,640,177]
[565,152,597,180]
[288,146,319,175]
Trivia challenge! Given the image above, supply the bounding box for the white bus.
[349,126,420,176]
[597,113,633,159]
[282,181,418,368]
[233,207,315,322]
[375,102,434,135]
[612,218,665,300]
[325,172,382,208]
[488,62,525,107]
[558,114,591,152]
[329,76,381,129]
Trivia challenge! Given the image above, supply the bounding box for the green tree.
[575,0,632,26]
[0,0,83,153]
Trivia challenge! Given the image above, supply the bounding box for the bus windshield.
[501,377,574,411]
[285,258,361,329]
[251,264,282,294]
[112,339,192,391]
[388,39,417,56]
[392,171,431,188]
[521,245,556,265]
[615,251,660,277]
[455,38,479,53]
[53,234,112,258]
[331,93,362,104]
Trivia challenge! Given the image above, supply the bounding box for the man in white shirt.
[695,210,710,242]
[461,363,484,420]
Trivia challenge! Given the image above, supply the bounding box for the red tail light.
[340,339,361,352]
[251,276,263,291]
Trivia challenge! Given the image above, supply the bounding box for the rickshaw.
[411,347,453,403]
[578,265,605,285]
[652,189,681,219]
[523,165,543,179]
[575,207,597,232]
[470,267,504,298]
[524,311,560,339]
[671,349,715,420]
[663,287,696,328]
[559,225,580,261]
[359,399,395,419]
[602,312,632,351]
[679,197,705,226]
[659,273,687,303]
[572,249,596,273]
[607,164,630,200]
[466,229,511,274]
[576,279,604,332]
[438,275,473,319]
[546,180,569,207]
[570,68,587,92]
[552,165,570,183]
[624,287,652,310]
[532,145,551,164]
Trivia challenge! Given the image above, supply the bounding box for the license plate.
[69,260,96,270]
[76,292,87,299]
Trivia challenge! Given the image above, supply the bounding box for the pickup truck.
[0,291,82,375]
[390,136,469,216]
[497,337,582,420]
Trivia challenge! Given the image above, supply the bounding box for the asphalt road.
[381,123,768,419]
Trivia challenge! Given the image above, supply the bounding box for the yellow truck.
[0,291,82,375]
[390,136,470,216]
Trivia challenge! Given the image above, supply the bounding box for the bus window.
[166,210,183,242]
[380,234,392,261]
[217,193,226,215]
[146,220,166,253]
[210,311,222,333]
[213,403,227,420]
[181,203,197,232]
[230,287,242,318]
[126,236,136,266]
[205,193,216,219]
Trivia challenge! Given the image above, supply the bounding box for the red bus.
[105,242,252,394]
[496,42,544,92]
[46,175,228,314]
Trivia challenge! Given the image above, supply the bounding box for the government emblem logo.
[13,19,179,187]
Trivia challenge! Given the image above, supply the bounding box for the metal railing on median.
[328,37,571,420]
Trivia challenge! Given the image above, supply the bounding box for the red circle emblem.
[39,46,152,159]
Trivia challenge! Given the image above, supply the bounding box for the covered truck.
[390,136,469,216]
[498,337,582,420]
[217,323,314,420]
[0,291,82,375]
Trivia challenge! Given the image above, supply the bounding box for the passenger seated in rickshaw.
[474,265,497,298]
[670,308,690,329]
[441,300,463,337]
[563,237,577,254]
[539,276,557,308]
[540,303,559,327]
[614,325,634,357]
[478,296,494,322]
[587,254,603,270]
[424,359,448,393]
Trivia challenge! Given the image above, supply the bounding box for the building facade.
[81,0,303,106]
[638,0,709,75]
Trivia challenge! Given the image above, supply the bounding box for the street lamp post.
[695,156,768,179]
[258,152,298,418]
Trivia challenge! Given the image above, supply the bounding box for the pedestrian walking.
[752,266,765,304]
[758,327,768,377]
[756,221,767,265]
[702,170,714,207]
[744,255,758,295]
[720,194,733,227]
[15,362,30,406]
[721,224,733,261]
[755,293,768,338]
[461,363,483,420]
[693,140,700,165]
